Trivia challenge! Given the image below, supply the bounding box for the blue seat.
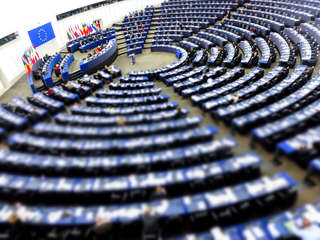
[306,159,320,179]
[109,81,154,90]
[197,31,227,46]
[127,46,143,56]
[70,101,179,116]
[95,88,162,98]
[188,36,213,50]
[55,108,190,126]
[32,116,202,138]
[216,65,309,121]
[165,66,208,86]
[61,81,92,98]
[0,152,262,205]
[239,40,254,67]
[182,67,244,98]
[159,66,193,79]
[284,28,316,66]
[0,171,296,231]
[11,97,48,120]
[0,106,28,130]
[204,66,286,111]
[270,32,293,67]
[119,76,150,83]
[169,199,320,240]
[231,13,284,32]
[256,37,275,67]
[79,39,117,72]
[222,43,241,67]
[179,40,200,51]
[232,69,319,133]
[206,26,241,43]
[301,23,320,47]
[174,67,227,94]
[247,2,314,22]
[60,54,74,80]
[47,86,79,104]
[223,18,270,36]
[252,99,320,149]
[41,53,61,86]
[8,125,218,154]
[222,23,256,40]
[241,8,300,27]
[190,67,263,104]
[0,137,236,176]
[78,75,104,89]
[277,126,320,167]
[192,50,207,66]
[85,94,169,106]
[94,70,113,81]
[27,92,65,114]
[207,47,223,66]
[79,37,109,52]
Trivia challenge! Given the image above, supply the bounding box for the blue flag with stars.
[28,22,55,48]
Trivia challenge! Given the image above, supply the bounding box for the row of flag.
[66,20,101,40]
[21,45,40,75]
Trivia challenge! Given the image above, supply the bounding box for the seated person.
[54,64,60,77]
[284,217,320,240]
[96,46,102,52]
[201,71,207,80]
[142,207,161,240]
[9,211,30,240]
[232,92,239,104]
[150,186,167,200]
[104,65,113,73]
[117,115,126,126]
[92,217,113,240]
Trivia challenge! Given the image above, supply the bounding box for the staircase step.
[117,41,127,45]
[118,51,127,56]
[118,46,127,51]
[69,70,84,80]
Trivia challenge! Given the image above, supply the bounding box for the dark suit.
[142,214,160,240]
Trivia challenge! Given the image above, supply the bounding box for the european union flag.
[28,22,56,48]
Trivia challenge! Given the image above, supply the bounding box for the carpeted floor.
[1,47,319,211]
